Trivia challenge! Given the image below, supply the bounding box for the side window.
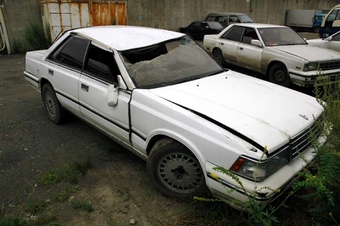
[217,16,227,23]
[191,21,201,28]
[327,9,340,22]
[229,15,240,23]
[241,28,258,44]
[206,16,216,22]
[221,26,244,42]
[84,44,120,84]
[201,22,209,28]
[48,35,89,70]
[333,33,340,41]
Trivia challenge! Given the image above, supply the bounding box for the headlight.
[304,62,318,71]
[230,149,289,182]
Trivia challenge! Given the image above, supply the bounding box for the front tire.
[147,138,208,199]
[268,63,291,87]
[42,83,65,124]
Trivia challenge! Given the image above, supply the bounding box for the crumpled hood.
[272,45,340,61]
[150,71,323,152]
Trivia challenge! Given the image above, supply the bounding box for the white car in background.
[308,30,340,52]
[203,23,340,87]
[24,25,325,208]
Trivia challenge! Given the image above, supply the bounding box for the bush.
[293,78,340,225]
[24,24,51,50]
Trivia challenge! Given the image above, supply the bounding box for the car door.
[326,32,340,51]
[45,35,89,117]
[188,21,201,39]
[237,28,263,71]
[79,43,130,144]
[218,25,244,64]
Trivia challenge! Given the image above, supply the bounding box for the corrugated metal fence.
[40,0,126,40]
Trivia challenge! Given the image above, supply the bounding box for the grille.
[319,61,340,71]
[289,116,323,160]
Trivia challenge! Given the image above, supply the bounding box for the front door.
[79,43,130,144]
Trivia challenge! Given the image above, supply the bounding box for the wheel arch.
[39,78,53,98]
[265,60,288,78]
[146,133,206,166]
[212,46,223,55]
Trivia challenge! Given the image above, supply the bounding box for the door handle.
[81,84,89,92]
[220,42,224,45]
[48,69,54,75]
[239,47,244,50]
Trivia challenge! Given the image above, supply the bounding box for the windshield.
[258,27,307,46]
[239,15,253,23]
[120,36,223,88]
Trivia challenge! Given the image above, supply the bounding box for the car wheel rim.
[157,153,203,193]
[214,52,222,65]
[45,92,57,117]
[275,70,287,82]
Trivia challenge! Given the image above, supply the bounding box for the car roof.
[230,23,287,28]
[206,12,248,16]
[70,25,185,51]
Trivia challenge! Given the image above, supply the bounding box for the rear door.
[45,35,89,116]
[79,43,130,144]
[218,25,244,64]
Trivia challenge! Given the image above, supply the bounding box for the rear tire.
[147,138,209,199]
[213,49,226,67]
[42,83,65,124]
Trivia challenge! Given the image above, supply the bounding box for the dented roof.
[71,25,185,51]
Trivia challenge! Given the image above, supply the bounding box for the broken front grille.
[289,116,323,160]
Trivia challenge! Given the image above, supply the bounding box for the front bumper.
[289,70,340,87]
[205,135,326,209]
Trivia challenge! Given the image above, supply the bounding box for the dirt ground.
[0,54,197,225]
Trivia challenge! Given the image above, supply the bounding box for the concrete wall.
[127,0,340,31]
[0,0,42,53]
[1,0,340,54]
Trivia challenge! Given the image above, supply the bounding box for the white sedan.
[308,30,340,52]
[24,26,325,208]
[203,23,340,87]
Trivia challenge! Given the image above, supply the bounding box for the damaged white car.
[24,26,325,208]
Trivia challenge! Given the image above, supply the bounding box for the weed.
[30,212,59,226]
[292,76,340,225]
[0,216,30,226]
[40,158,93,186]
[71,199,94,212]
[24,200,47,214]
[24,23,51,50]
[115,189,130,201]
[51,186,77,202]
[11,39,23,54]
[72,158,93,175]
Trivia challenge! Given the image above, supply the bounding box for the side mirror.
[107,85,118,106]
[325,36,333,41]
[107,75,127,106]
[251,39,262,47]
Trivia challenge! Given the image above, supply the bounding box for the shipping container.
[40,0,126,41]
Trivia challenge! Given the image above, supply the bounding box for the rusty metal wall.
[89,2,126,26]
[40,0,126,40]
